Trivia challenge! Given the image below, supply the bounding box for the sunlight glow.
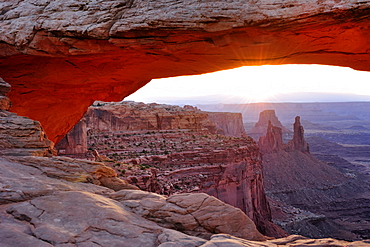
[125,64,370,104]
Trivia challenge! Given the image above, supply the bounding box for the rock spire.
[258,121,284,153]
[258,114,309,153]
[288,116,309,153]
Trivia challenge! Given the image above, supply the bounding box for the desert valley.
[56,100,370,242]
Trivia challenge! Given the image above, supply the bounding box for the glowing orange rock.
[1,1,370,142]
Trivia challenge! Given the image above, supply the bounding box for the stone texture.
[0,109,368,246]
[258,121,284,153]
[0,96,11,111]
[287,116,309,152]
[0,111,57,157]
[206,112,246,137]
[258,114,370,240]
[110,190,266,241]
[56,101,239,155]
[0,77,11,111]
[0,78,11,96]
[0,78,56,156]
[8,156,139,192]
[1,1,370,142]
[6,191,163,247]
[56,119,87,155]
[248,110,291,141]
[55,101,288,237]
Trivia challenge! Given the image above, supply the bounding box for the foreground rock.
[0,77,56,157]
[1,156,369,246]
[0,154,266,245]
[0,111,57,157]
[1,0,370,143]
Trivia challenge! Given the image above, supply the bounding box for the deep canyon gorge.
[1,0,370,246]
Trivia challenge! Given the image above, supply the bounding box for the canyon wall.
[57,101,245,155]
[258,113,370,240]
[2,78,370,244]
[248,110,292,141]
[206,111,246,137]
[1,0,370,142]
[56,101,286,237]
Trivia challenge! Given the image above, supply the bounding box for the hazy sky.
[125,64,370,104]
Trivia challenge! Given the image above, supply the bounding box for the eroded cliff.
[56,101,286,237]
[1,0,370,142]
[258,113,370,240]
[2,79,366,246]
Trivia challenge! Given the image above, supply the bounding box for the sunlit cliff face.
[1,0,370,143]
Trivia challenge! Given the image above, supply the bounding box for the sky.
[124,64,370,105]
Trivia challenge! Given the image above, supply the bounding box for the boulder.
[110,190,266,241]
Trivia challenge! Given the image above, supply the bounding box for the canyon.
[56,101,285,237]
[254,110,370,240]
[57,101,370,241]
[2,1,370,246]
[2,81,368,246]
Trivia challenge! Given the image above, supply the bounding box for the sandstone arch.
[1,0,370,143]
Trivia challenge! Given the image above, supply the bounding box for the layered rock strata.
[259,114,370,240]
[287,116,309,152]
[206,111,246,137]
[248,110,292,141]
[0,78,56,157]
[0,80,368,246]
[57,101,245,155]
[1,0,370,142]
[0,88,267,245]
[2,155,367,246]
[56,101,286,237]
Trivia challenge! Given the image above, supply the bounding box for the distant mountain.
[267,92,370,103]
[134,93,370,106]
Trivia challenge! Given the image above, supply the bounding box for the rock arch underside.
[1,0,370,143]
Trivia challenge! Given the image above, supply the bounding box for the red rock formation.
[0,78,11,111]
[287,116,309,152]
[57,119,87,155]
[258,113,369,239]
[258,116,308,153]
[248,110,291,140]
[258,121,284,153]
[206,112,246,137]
[56,101,287,237]
[0,78,56,156]
[1,1,370,142]
[56,101,246,155]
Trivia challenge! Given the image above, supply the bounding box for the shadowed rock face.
[258,115,370,240]
[249,110,291,141]
[287,116,309,153]
[206,112,246,137]
[56,101,287,237]
[1,0,370,142]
